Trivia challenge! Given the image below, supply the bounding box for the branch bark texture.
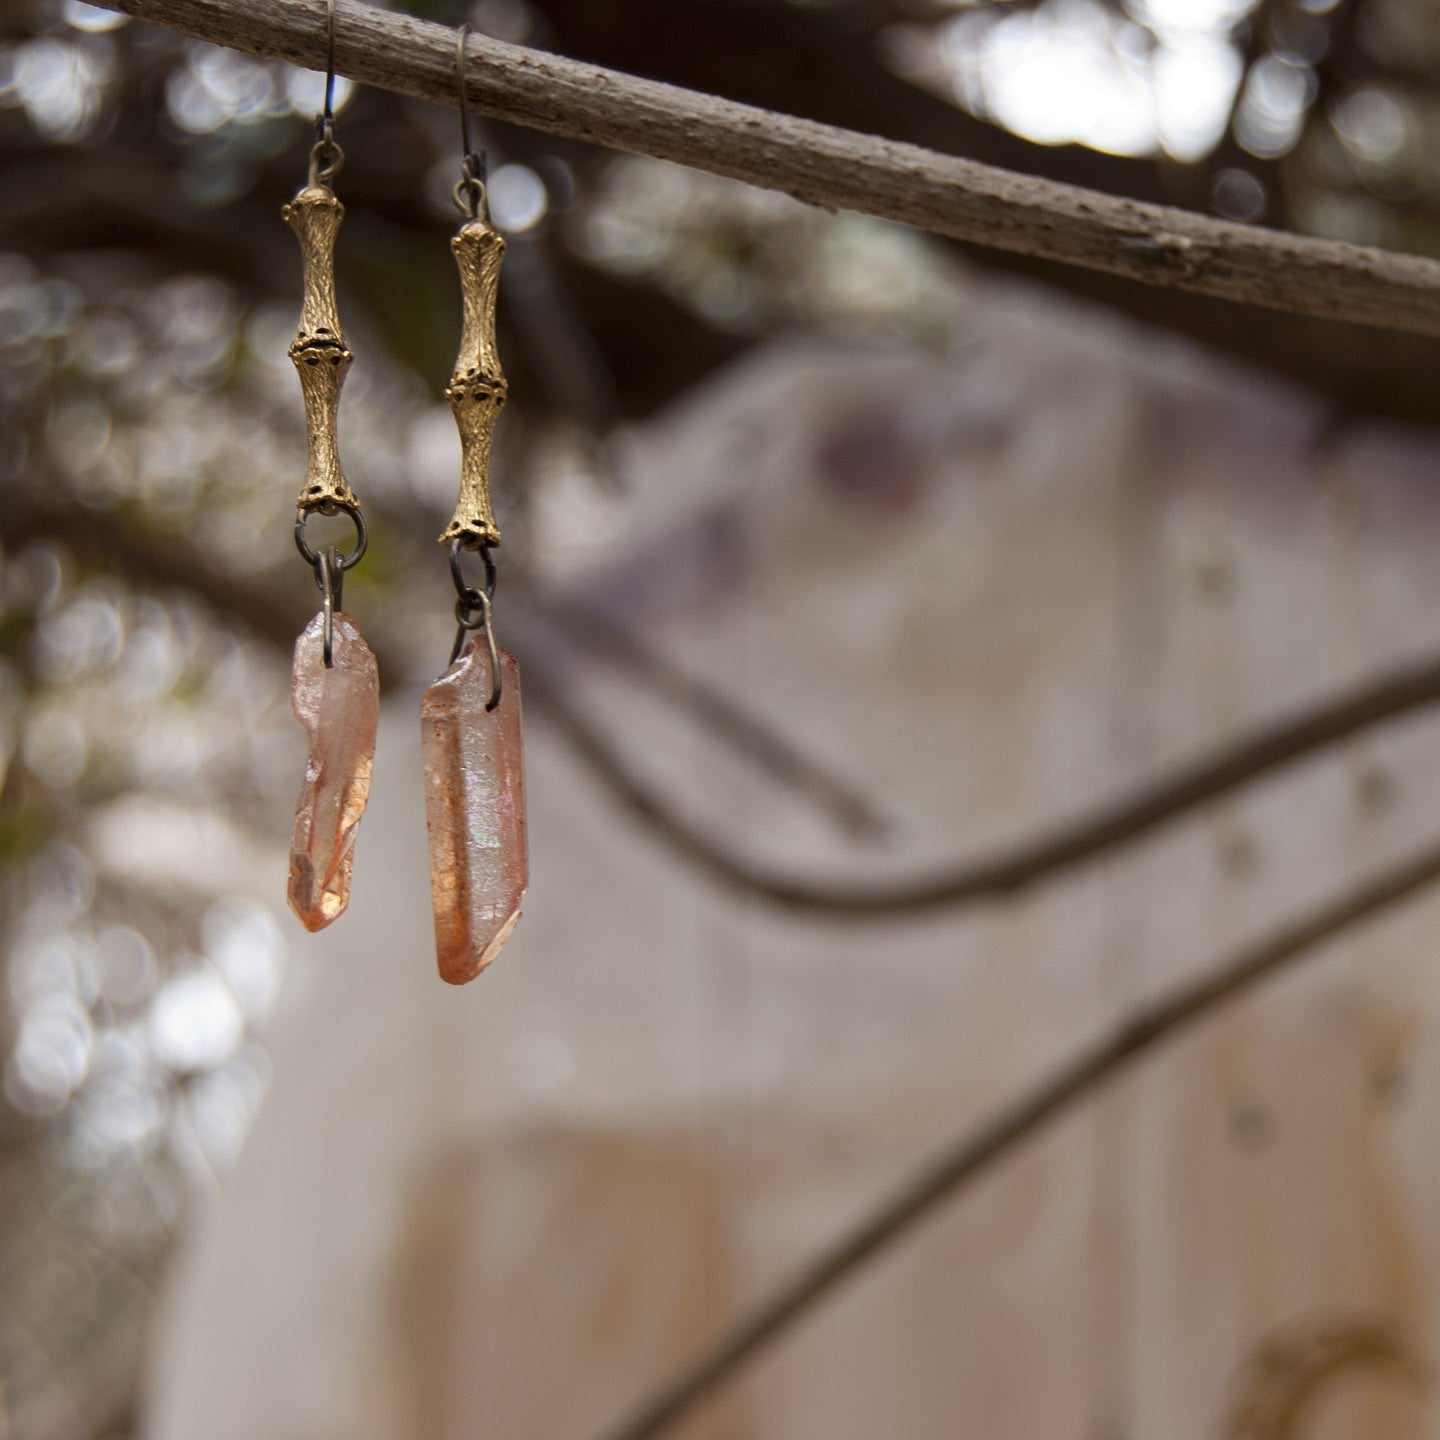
[95,0,1440,337]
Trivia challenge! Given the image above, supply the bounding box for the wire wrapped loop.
[307,0,343,183]
[452,25,490,220]
[309,124,344,185]
[448,539,502,707]
[450,587,503,710]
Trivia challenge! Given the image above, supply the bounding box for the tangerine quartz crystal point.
[421,638,527,984]
[287,611,379,931]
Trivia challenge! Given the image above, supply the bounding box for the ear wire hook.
[450,588,503,710]
[309,0,344,185]
[453,24,489,221]
[322,0,337,127]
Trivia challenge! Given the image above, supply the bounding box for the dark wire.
[322,0,337,126]
[454,23,488,219]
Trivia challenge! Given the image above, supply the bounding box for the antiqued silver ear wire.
[452,24,489,222]
[310,0,343,184]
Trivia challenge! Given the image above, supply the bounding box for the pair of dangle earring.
[281,18,527,984]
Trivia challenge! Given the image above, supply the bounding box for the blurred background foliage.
[2,0,1440,1433]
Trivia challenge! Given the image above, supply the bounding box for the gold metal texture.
[284,181,359,514]
[441,216,508,547]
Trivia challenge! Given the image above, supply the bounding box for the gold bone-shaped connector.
[283,182,358,514]
[441,217,508,548]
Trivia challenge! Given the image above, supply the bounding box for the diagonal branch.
[93,0,1440,337]
[587,834,1440,1440]
[525,646,1440,916]
[532,602,888,839]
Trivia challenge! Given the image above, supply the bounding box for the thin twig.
[92,0,1440,336]
[0,496,405,688]
[534,602,888,839]
[586,836,1440,1440]
[525,647,1440,915]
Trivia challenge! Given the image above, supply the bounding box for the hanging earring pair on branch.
[281,13,527,983]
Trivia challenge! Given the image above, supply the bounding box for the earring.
[283,0,379,932]
[420,27,527,985]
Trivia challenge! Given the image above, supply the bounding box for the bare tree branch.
[533,602,888,839]
[525,0,1175,205]
[92,0,1440,337]
[587,835,1440,1440]
[0,497,412,681]
[525,645,1440,915]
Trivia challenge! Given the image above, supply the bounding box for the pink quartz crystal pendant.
[421,638,527,984]
[287,611,379,931]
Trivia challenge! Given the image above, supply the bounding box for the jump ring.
[309,136,345,185]
[295,501,367,570]
[447,587,503,709]
[448,537,496,602]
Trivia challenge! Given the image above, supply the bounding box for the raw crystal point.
[421,639,527,984]
[287,611,379,931]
